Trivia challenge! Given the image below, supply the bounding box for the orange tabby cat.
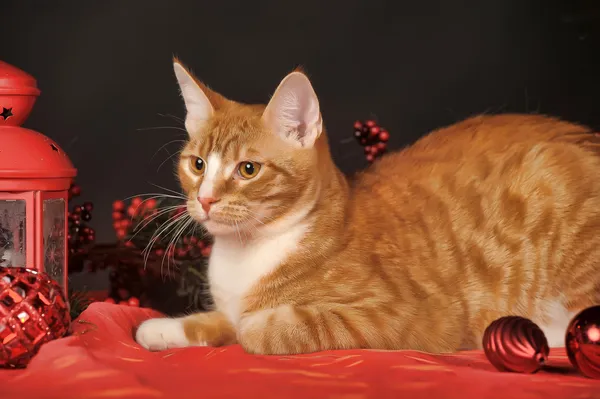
[135,58,600,355]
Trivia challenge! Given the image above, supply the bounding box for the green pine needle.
[68,288,92,320]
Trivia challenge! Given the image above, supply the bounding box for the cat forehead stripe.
[198,153,221,198]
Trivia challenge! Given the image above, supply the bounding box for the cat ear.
[262,71,323,147]
[173,59,215,134]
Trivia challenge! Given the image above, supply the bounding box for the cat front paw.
[136,318,204,351]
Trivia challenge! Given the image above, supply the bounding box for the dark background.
[2,0,599,246]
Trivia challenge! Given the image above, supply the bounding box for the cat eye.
[237,161,261,179]
[190,157,205,174]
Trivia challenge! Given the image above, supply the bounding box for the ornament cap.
[0,61,76,187]
[0,61,41,97]
[0,61,40,127]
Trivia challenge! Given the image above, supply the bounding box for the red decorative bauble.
[566,305,600,379]
[0,268,71,368]
[482,316,549,374]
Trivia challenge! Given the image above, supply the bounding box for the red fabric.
[0,303,598,399]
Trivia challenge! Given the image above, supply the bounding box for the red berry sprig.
[67,183,96,259]
[111,197,213,259]
[353,120,390,163]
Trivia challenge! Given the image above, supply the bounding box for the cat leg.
[237,304,448,355]
[238,305,358,355]
[136,311,236,351]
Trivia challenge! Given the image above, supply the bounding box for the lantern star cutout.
[0,107,13,120]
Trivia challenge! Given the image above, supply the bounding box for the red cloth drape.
[0,302,598,399]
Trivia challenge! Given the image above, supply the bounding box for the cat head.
[174,59,328,238]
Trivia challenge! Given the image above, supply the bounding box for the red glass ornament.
[566,305,600,379]
[482,316,549,374]
[0,267,70,368]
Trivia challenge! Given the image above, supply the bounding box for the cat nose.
[198,197,219,213]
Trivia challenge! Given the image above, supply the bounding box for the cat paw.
[136,318,204,351]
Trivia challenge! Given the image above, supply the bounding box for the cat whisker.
[147,182,188,198]
[161,215,193,279]
[157,150,182,173]
[157,113,185,125]
[141,211,190,270]
[132,205,183,234]
[122,192,187,201]
[136,126,188,134]
[150,139,187,160]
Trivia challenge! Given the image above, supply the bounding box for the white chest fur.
[208,223,308,327]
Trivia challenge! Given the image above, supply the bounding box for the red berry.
[124,241,135,248]
[376,142,387,151]
[360,139,367,146]
[197,240,205,249]
[370,146,379,155]
[364,146,371,154]
[128,297,140,307]
[353,121,363,130]
[176,248,187,257]
[71,213,80,221]
[369,126,380,136]
[155,249,165,257]
[131,197,143,207]
[144,198,157,209]
[112,221,121,230]
[127,206,137,217]
[190,236,198,244]
[116,228,127,240]
[83,202,94,212]
[366,154,375,163]
[365,120,376,128]
[70,185,81,196]
[379,130,390,142]
[74,206,83,214]
[119,219,132,229]
[201,246,212,257]
[112,211,123,221]
[118,288,129,299]
[112,200,125,211]
[104,297,116,304]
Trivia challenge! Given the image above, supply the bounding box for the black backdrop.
[1,0,599,244]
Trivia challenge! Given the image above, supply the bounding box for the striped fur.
[135,61,600,355]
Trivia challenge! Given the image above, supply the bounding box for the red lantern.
[0,61,76,296]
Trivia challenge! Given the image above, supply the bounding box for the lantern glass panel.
[0,200,26,268]
[42,198,65,287]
